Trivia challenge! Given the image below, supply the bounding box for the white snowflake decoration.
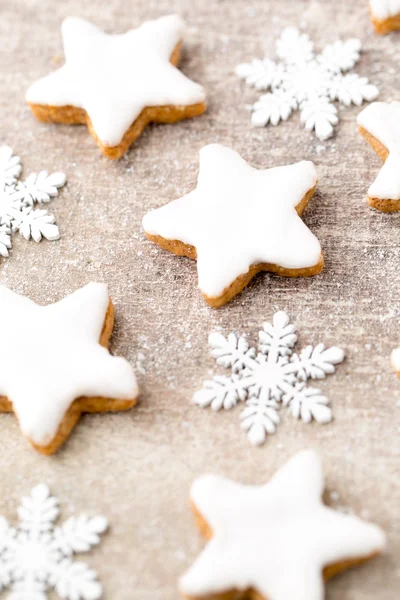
[194,311,345,446]
[0,484,108,600]
[236,27,379,141]
[0,146,66,257]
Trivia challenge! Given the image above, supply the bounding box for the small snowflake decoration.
[236,27,379,141]
[194,311,345,446]
[0,145,66,258]
[0,484,108,600]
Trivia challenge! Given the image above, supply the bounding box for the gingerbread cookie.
[26,15,206,160]
[180,450,386,600]
[370,0,400,33]
[0,282,138,455]
[357,101,400,211]
[142,144,323,308]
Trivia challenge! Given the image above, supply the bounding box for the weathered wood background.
[0,0,399,598]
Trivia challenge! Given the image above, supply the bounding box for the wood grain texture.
[0,0,399,598]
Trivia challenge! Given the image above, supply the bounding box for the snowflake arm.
[194,375,248,411]
[22,171,67,205]
[283,383,333,424]
[14,208,60,242]
[8,579,47,600]
[0,224,12,257]
[300,97,339,141]
[51,559,103,600]
[251,92,297,127]
[329,74,379,107]
[53,515,108,555]
[0,146,21,187]
[240,398,280,446]
[18,484,59,537]
[0,517,13,591]
[289,343,345,380]
[319,38,361,73]
[236,58,283,91]
[208,332,256,371]
[276,27,314,64]
[0,146,66,257]
[0,188,25,227]
[258,311,297,358]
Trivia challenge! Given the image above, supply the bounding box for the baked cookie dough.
[143,144,323,308]
[26,15,206,159]
[370,0,400,33]
[180,450,386,600]
[357,101,400,211]
[0,282,138,454]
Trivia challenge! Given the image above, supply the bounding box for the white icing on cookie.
[142,144,321,299]
[26,15,206,147]
[180,450,386,600]
[357,101,400,200]
[391,346,400,371]
[370,0,400,19]
[0,282,138,446]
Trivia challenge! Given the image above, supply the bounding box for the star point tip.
[61,16,100,36]
[190,473,219,501]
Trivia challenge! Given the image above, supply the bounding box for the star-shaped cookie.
[0,282,138,455]
[26,15,206,159]
[370,0,400,33]
[180,450,386,600]
[143,144,323,307]
[357,101,400,211]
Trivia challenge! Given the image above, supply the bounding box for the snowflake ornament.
[194,311,345,446]
[0,484,108,600]
[0,145,66,257]
[236,27,379,141]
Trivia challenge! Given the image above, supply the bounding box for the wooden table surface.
[0,0,399,598]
